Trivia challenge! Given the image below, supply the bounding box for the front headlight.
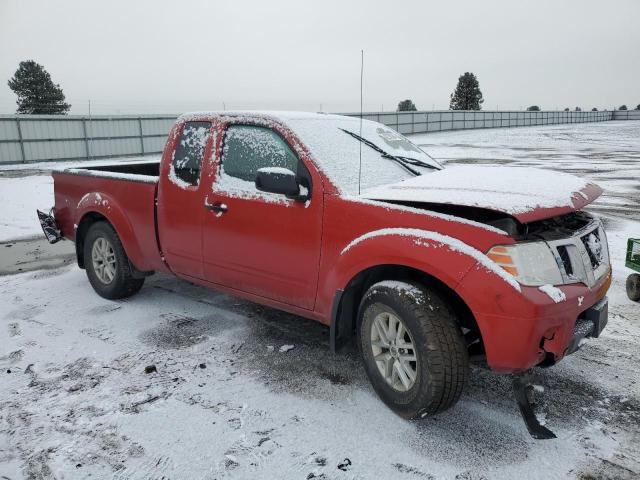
[487,242,563,286]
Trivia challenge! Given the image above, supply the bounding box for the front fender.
[320,227,525,326]
[324,229,483,310]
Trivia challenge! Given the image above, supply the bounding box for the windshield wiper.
[340,129,439,176]
[392,155,441,170]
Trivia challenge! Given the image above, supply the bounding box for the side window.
[171,121,211,186]
[220,125,298,183]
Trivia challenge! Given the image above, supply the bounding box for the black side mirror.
[255,168,308,201]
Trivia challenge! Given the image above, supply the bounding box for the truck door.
[201,122,323,310]
[157,121,212,279]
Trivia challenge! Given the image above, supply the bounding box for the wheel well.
[331,265,484,356]
[75,212,109,269]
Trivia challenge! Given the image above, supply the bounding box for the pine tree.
[619,105,628,111]
[527,105,540,111]
[8,60,70,114]
[449,72,483,110]
[636,104,640,110]
[397,99,417,112]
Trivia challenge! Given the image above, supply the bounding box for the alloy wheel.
[91,237,117,284]
[370,310,418,392]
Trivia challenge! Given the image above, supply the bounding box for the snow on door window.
[219,125,298,186]
[170,121,211,187]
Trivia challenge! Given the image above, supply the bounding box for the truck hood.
[361,165,602,223]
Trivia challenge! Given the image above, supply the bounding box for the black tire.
[84,221,145,300]
[358,281,468,419]
[627,273,640,302]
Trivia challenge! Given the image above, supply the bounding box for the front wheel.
[84,222,144,300]
[358,281,468,419]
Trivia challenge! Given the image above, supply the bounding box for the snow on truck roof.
[179,110,347,121]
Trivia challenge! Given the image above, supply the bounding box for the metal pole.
[15,116,26,163]
[87,100,92,160]
[138,117,145,155]
[81,117,90,159]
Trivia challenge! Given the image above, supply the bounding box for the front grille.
[547,220,610,288]
[556,245,573,277]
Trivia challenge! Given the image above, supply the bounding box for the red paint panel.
[156,121,214,279]
[456,267,611,372]
[201,120,324,310]
[53,172,165,273]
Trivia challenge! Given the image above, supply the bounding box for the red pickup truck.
[40,112,611,438]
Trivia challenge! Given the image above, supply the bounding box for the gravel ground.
[1,121,639,479]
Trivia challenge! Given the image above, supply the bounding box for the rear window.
[171,121,211,186]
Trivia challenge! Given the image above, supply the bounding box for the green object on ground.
[626,238,640,272]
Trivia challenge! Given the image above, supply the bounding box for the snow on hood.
[361,165,603,223]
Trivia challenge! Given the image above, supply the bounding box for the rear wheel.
[627,273,640,302]
[358,281,468,419]
[84,222,144,299]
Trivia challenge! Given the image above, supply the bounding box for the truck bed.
[52,160,166,273]
[60,160,160,183]
[79,161,160,177]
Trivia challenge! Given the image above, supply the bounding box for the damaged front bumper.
[513,297,608,440]
[563,297,608,357]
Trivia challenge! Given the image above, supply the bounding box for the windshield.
[284,115,441,195]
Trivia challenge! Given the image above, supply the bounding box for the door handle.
[204,201,228,214]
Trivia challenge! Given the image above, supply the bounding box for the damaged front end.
[441,209,612,439]
[540,296,609,367]
[512,371,556,439]
[515,297,609,440]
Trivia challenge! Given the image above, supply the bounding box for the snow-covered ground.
[0,155,160,242]
[0,175,54,242]
[413,121,640,220]
[1,122,639,479]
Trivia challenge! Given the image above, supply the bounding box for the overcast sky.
[1,0,638,114]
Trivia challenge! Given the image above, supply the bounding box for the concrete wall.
[0,109,631,165]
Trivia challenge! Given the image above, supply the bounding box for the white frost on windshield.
[284,115,440,195]
[340,227,521,291]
